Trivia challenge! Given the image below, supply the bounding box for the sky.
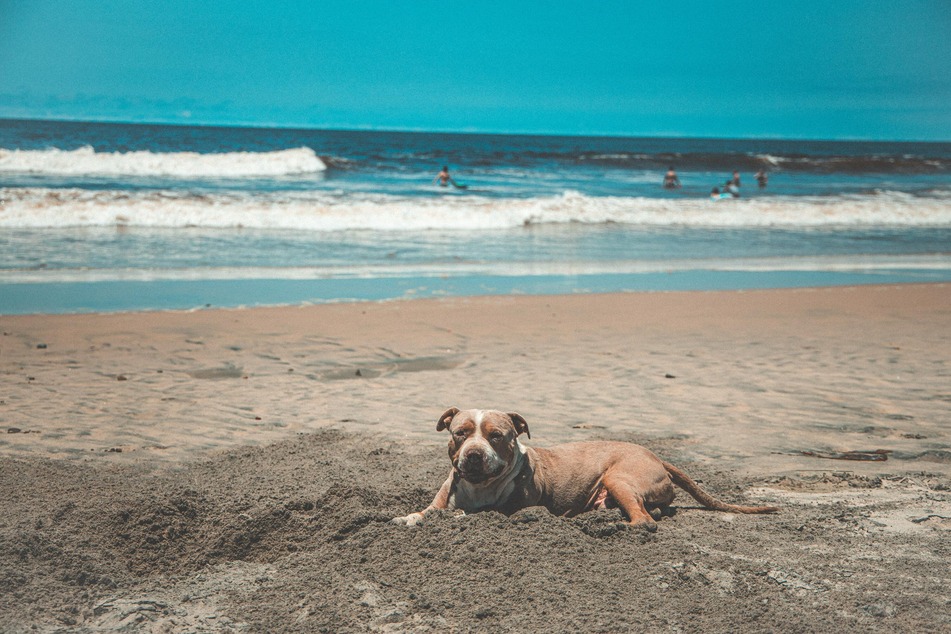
[1,0,949,140]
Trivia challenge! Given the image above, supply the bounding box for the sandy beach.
[1,284,950,632]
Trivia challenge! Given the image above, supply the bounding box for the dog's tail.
[662,461,779,514]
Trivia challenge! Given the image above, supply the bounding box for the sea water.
[1,119,949,314]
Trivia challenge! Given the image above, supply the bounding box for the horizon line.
[1,114,949,145]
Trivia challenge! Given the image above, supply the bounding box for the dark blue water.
[3,118,950,197]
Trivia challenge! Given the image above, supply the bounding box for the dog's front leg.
[391,473,454,526]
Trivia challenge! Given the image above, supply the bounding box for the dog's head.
[436,407,530,484]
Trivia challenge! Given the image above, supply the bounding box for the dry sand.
[1,284,949,632]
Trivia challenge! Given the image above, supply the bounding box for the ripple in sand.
[309,353,466,382]
[895,449,951,464]
[188,363,244,379]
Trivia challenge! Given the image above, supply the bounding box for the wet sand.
[1,284,950,631]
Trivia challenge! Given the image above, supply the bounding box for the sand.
[1,284,950,632]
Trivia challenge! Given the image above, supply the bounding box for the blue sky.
[1,0,949,140]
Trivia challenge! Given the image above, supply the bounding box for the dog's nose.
[462,452,483,470]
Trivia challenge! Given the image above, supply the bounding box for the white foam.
[4,254,948,284]
[0,187,949,231]
[0,146,326,177]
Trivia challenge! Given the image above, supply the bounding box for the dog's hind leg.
[602,472,659,532]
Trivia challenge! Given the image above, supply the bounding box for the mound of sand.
[2,429,949,632]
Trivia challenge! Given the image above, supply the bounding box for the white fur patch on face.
[457,411,504,475]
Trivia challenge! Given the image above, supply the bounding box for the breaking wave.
[0,146,326,177]
[1,187,949,230]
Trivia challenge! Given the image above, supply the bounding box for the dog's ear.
[508,412,531,439]
[436,407,460,432]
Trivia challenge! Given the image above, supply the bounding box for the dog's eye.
[453,430,467,439]
[489,431,504,441]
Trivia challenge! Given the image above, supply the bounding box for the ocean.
[1,118,949,314]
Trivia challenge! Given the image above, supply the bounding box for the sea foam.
[3,253,949,285]
[1,187,950,231]
[0,146,326,177]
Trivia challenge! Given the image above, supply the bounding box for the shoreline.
[3,267,951,316]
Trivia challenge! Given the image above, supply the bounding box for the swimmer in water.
[724,176,740,198]
[433,165,461,188]
[663,166,682,189]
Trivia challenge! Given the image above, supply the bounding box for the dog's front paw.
[390,512,425,527]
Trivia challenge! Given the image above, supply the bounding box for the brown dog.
[392,408,778,532]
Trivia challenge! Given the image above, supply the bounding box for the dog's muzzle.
[455,450,501,483]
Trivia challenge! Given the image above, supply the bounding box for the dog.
[392,408,778,532]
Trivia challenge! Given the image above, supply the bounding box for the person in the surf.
[663,166,681,189]
[433,165,465,189]
[711,186,734,201]
[724,171,740,198]
[755,169,768,188]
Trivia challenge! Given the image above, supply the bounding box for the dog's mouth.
[455,464,504,484]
